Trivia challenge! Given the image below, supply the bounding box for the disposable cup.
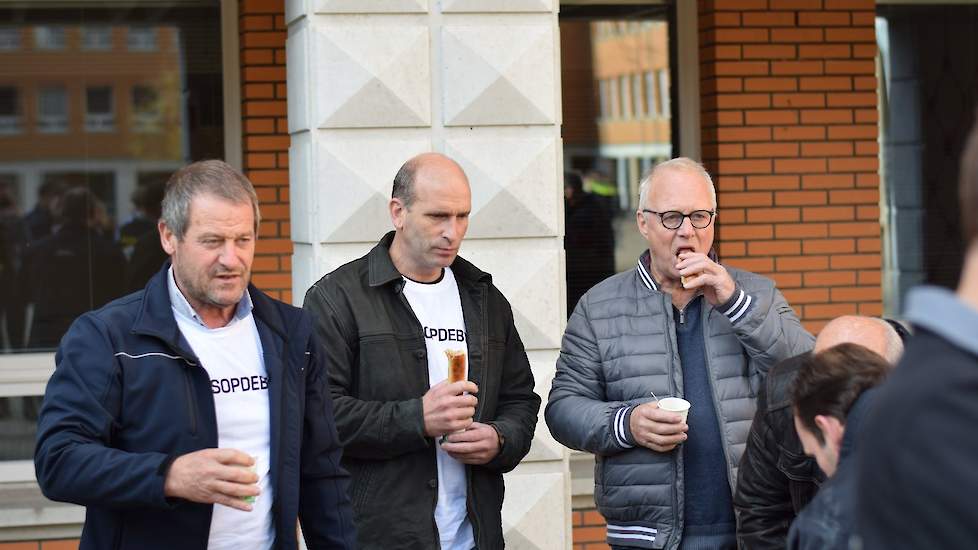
[241,455,258,504]
[657,397,691,423]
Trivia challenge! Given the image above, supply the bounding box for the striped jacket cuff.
[611,406,636,449]
[719,285,754,325]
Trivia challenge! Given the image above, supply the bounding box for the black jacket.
[787,388,878,550]
[34,265,357,549]
[303,232,541,550]
[857,320,978,549]
[734,353,824,550]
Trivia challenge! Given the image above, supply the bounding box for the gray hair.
[161,160,261,240]
[638,157,717,211]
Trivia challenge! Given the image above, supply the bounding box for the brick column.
[699,0,882,333]
[240,0,292,303]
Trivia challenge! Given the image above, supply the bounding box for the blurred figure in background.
[22,187,124,348]
[125,180,169,292]
[564,170,615,314]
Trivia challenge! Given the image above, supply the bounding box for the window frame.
[0,0,242,496]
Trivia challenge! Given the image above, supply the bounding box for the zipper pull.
[679,308,686,325]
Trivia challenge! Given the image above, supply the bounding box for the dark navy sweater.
[675,296,736,537]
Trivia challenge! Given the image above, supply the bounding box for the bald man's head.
[814,315,904,364]
[392,152,469,209]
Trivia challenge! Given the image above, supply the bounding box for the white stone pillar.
[286,1,569,548]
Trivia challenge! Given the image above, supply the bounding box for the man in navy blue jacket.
[34,160,356,550]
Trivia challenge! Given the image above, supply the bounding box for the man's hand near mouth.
[676,251,736,305]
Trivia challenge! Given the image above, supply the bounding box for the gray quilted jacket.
[545,253,813,549]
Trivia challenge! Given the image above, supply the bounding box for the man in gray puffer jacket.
[546,158,813,550]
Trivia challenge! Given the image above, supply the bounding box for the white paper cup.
[657,397,691,423]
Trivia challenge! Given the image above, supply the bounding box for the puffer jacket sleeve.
[34,314,172,509]
[545,297,645,456]
[719,274,814,375]
[303,282,430,460]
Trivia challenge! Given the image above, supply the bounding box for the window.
[33,26,65,50]
[0,26,19,50]
[0,87,20,134]
[598,79,610,118]
[619,75,631,119]
[85,86,114,132]
[645,71,657,117]
[657,69,670,119]
[37,86,68,133]
[632,73,644,118]
[127,26,157,51]
[608,77,619,119]
[131,85,161,132]
[81,26,112,51]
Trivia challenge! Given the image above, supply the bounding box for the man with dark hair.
[303,152,541,549]
[786,343,891,550]
[35,160,356,550]
[856,117,978,548]
[734,315,906,549]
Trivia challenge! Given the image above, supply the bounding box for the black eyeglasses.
[641,209,715,230]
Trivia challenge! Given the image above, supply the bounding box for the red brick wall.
[699,0,882,333]
[573,508,611,550]
[240,0,292,303]
[0,540,79,550]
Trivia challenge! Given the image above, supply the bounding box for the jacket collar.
[367,231,491,288]
[132,262,287,351]
[635,250,660,292]
[839,387,879,463]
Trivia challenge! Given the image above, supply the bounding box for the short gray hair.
[638,157,717,211]
[161,160,261,240]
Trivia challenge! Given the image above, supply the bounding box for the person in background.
[564,170,615,314]
[786,343,892,550]
[734,315,906,550]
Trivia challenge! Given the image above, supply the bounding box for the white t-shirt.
[171,283,273,550]
[402,267,475,550]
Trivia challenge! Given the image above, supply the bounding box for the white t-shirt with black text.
[169,271,273,550]
[402,267,475,550]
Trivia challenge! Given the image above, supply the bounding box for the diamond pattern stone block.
[447,135,559,238]
[312,21,430,128]
[522,350,564,463]
[314,0,427,13]
[501,471,568,549]
[442,23,556,126]
[289,132,314,242]
[287,24,310,133]
[313,134,431,242]
[457,239,562,350]
[443,0,552,12]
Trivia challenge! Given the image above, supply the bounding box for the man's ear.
[390,198,406,230]
[636,210,650,239]
[814,414,845,452]
[159,220,177,256]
